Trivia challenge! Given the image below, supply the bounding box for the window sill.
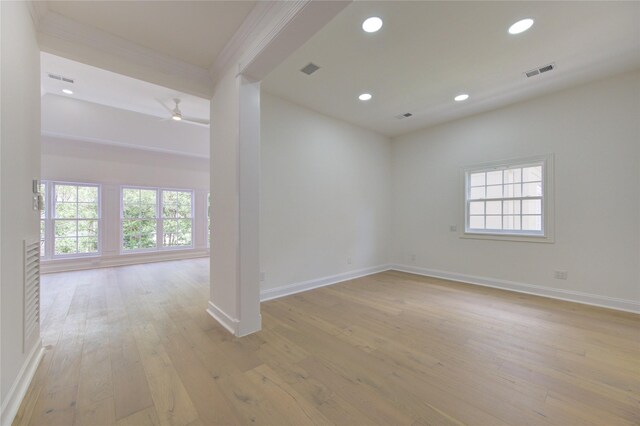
[460,232,554,244]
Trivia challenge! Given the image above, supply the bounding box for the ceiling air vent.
[525,63,555,78]
[47,73,74,84]
[300,63,320,75]
[395,113,413,119]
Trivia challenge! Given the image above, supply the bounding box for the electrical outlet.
[410,254,416,262]
[554,270,568,280]
[347,257,352,265]
[260,272,265,282]
[450,225,457,232]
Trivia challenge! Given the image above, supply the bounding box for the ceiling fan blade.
[154,98,173,114]
[182,116,210,126]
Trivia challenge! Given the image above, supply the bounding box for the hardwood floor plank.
[16,259,640,426]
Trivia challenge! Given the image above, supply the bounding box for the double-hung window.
[463,155,553,242]
[122,188,158,251]
[161,190,193,248]
[53,183,100,256]
[121,187,193,252]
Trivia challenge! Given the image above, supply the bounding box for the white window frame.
[461,154,554,243]
[120,186,160,254]
[120,186,195,254]
[159,188,195,250]
[207,192,211,248]
[50,181,102,259]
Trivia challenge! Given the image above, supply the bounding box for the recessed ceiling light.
[62,89,73,95]
[508,18,534,35]
[454,94,469,102]
[362,17,383,33]
[359,93,372,101]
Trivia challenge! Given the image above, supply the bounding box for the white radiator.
[23,239,40,352]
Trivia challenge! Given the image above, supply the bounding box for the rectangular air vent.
[23,239,40,352]
[525,63,555,78]
[395,113,413,119]
[47,73,74,84]
[300,63,320,75]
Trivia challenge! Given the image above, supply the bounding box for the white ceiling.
[44,0,257,69]
[41,52,210,122]
[262,1,640,137]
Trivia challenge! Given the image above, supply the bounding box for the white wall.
[391,71,640,308]
[260,93,392,294]
[0,2,43,423]
[42,94,209,158]
[41,136,210,273]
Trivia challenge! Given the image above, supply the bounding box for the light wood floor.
[13,259,640,426]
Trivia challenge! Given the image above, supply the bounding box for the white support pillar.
[207,0,352,337]
[207,69,261,336]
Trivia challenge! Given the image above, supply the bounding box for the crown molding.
[209,1,310,82]
[37,11,213,96]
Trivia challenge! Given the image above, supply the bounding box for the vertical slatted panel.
[24,239,40,352]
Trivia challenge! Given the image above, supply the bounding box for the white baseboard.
[392,264,640,314]
[207,301,240,335]
[260,264,392,302]
[0,342,44,426]
[41,249,209,274]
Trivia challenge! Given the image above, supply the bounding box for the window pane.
[138,204,155,219]
[522,166,542,182]
[78,237,98,253]
[503,168,521,184]
[163,204,178,218]
[486,170,502,185]
[163,191,177,204]
[140,190,157,205]
[78,203,98,219]
[486,185,502,199]
[469,186,485,200]
[56,185,77,203]
[39,183,46,219]
[55,203,77,219]
[486,216,502,230]
[123,234,139,250]
[177,203,191,219]
[522,199,542,215]
[469,216,484,229]
[486,201,502,215]
[470,172,485,187]
[78,186,98,203]
[55,220,77,237]
[78,220,98,236]
[503,183,522,198]
[469,201,484,215]
[522,215,542,231]
[55,237,77,255]
[503,200,521,215]
[123,188,139,205]
[139,220,157,249]
[523,182,542,197]
[503,216,521,230]
[176,219,192,245]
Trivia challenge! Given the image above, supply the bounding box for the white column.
[207,69,261,336]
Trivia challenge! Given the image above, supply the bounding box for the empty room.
[1,1,639,426]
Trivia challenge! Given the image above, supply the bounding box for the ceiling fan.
[156,98,209,126]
